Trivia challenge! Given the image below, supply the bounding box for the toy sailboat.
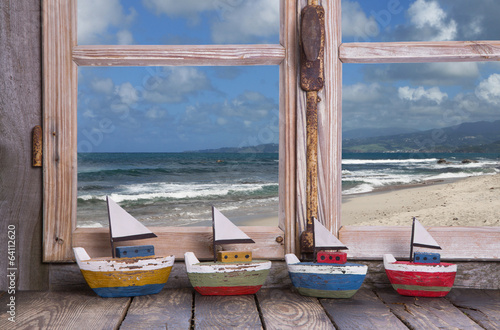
[286,218,368,298]
[73,196,175,298]
[384,217,457,297]
[185,206,271,295]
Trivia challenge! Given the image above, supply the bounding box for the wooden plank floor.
[1,288,499,329]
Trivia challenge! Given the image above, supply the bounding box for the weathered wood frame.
[43,0,296,262]
[43,0,500,262]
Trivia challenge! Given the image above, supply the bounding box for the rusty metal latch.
[299,4,325,257]
[33,125,42,167]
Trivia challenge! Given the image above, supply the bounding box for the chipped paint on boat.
[383,254,457,297]
[184,252,271,295]
[285,254,368,298]
[74,247,175,298]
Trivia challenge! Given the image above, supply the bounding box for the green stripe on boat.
[297,287,358,299]
[392,284,452,292]
[187,269,270,287]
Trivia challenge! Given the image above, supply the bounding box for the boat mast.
[107,196,115,258]
[212,206,217,263]
[409,217,416,262]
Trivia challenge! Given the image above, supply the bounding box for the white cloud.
[398,86,448,104]
[142,0,279,43]
[145,108,167,120]
[90,78,114,94]
[342,1,379,39]
[115,82,139,105]
[142,67,213,104]
[427,62,479,80]
[408,0,457,41]
[142,0,214,25]
[78,0,136,44]
[475,73,500,105]
[211,0,279,43]
[343,83,382,103]
[117,30,134,45]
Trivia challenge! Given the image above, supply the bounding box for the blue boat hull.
[286,255,368,298]
[92,283,166,298]
[289,271,367,298]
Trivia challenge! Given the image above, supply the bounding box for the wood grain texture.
[318,0,342,236]
[256,288,334,329]
[279,0,298,255]
[340,226,500,260]
[377,288,482,329]
[0,0,49,291]
[73,226,284,260]
[0,291,129,329]
[194,293,262,329]
[320,289,407,329]
[73,44,285,67]
[446,289,500,330]
[340,40,500,63]
[120,288,193,330]
[43,0,78,262]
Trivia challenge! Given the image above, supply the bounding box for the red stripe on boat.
[194,285,263,296]
[385,269,456,287]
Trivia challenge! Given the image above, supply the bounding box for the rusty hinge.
[299,4,325,258]
[32,125,42,167]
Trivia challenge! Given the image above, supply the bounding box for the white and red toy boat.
[384,217,457,297]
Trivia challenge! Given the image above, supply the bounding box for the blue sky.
[77,0,500,152]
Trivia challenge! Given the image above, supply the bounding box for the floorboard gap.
[372,289,412,329]
[253,294,266,330]
[190,290,196,329]
[116,297,133,330]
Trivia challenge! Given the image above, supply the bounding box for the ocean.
[77,152,279,227]
[77,152,499,227]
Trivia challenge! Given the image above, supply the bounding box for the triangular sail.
[107,196,157,242]
[314,218,348,250]
[412,218,441,249]
[213,207,254,245]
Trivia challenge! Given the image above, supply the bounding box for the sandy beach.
[342,173,500,227]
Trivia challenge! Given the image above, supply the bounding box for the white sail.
[314,218,348,250]
[107,196,157,242]
[213,207,254,244]
[413,219,441,249]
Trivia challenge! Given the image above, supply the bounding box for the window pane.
[78,0,280,45]
[342,0,500,42]
[341,62,500,227]
[77,66,279,228]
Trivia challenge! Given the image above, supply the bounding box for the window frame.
[43,0,500,262]
[42,0,295,261]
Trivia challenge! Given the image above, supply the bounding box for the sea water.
[77,152,279,227]
[77,152,499,227]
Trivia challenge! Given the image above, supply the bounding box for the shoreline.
[77,174,499,229]
[341,173,500,227]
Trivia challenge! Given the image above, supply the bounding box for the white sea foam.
[342,158,438,165]
[79,182,277,202]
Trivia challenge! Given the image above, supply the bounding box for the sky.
[77,0,500,152]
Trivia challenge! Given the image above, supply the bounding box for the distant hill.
[343,127,420,139]
[342,120,500,153]
[191,143,279,153]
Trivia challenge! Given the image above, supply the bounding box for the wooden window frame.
[43,0,499,262]
[43,0,295,262]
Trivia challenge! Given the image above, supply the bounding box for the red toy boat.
[384,218,457,297]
